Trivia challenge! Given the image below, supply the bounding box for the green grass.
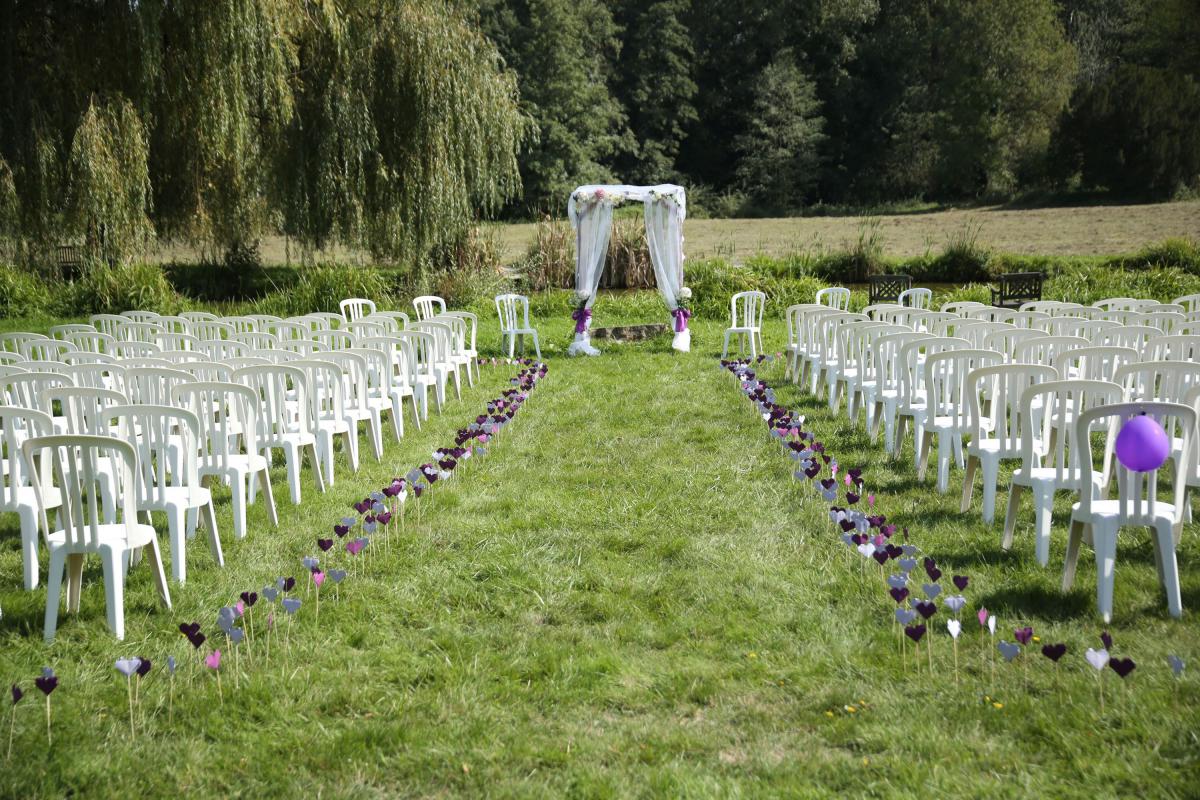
[1,315,1198,797]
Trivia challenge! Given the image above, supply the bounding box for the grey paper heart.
[922,583,942,600]
[901,545,917,556]
[898,558,917,573]
[887,574,908,589]
[1168,655,1185,677]
[997,641,1021,662]
[282,598,302,615]
[1085,647,1109,671]
[227,628,245,644]
[114,658,141,678]
[329,569,348,584]
[340,516,356,528]
[262,586,279,603]
[841,534,855,547]
[895,608,917,625]
[302,556,319,570]
[943,594,967,614]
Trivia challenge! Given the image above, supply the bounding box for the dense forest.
[0,0,1197,266]
[476,0,1200,215]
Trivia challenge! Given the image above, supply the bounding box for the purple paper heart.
[1109,657,1136,678]
[952,575,969,591]
[240,591,258,608]
[1041,643,1067,662]
[34,676,57,696]
[1100,631,1113,650]
[318,538,334,552]
[872,549,890,566]
[136,658,151,677]
[889,587,910,605]
[904,624,927,643]
[914,600,937,619]
[11,685,23,705]
[1014,626,1033,645]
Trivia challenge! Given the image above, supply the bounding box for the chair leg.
[146,536,172,611]
[66,553,85,614]
[231,476,248,540]
[1154,521,1183,618]
[980,457,1000,525]
[203,499,224,567]
[100,547,125,641]
[258,469,279,527]
[917,430,932,481]
[960,454,979,513]
[285,443,303,505]
[43,548,66,643]
[1062,518,1086,591]
[166,505,187,583]
[532,332,541,360]
[721,330,731,359]
[344,429,360,473]
[936,433,952,493]
[1002,484,1025,550]
[306,442,326,494]
[1033,486,1054,567]
[389,399,403,441]
[20,505,40,591]
[1092,521,1118,623]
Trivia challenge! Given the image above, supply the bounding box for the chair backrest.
[157,349,210,365]
[247,314,283,330]
[122,310,162,324]
[115,357,173,370]
[155,332,200,352]
[60,363,126,393]
[222,316,260,334]
[232,365,311,438]
[941,301,987,316]
[171,382,263,475]
[291,358,349,425]
[412,296,445,321]
[21,339,76,362]
[198,339,249,361]
[1095,325,1157,351]
[43,386,126,435]
[345,319,387,341]
[1075,401,1195,525]
[393,330,435,378]
[231,331,279,351]
[1091,297,1149,312]
[358,336,414,391]
[175,361,234,383]
[124,367,196,405]
[898,287,932,310]
[815,287,850,310]
[1113,360,1200,404]
[1,373,72,413]
[1006,310,1050,330]
[875,331,935,393]
[107,404,202,506]
[897,336,971,403]
[1171,293,1200,314]
[347,346,390,399]
[179,311,219,324]
[923,349,1004,428]
[910,311,956,336]
[496,294,531,334]
[951,320,1012,350]
[966,363,1058,457]
[730,290,766,330]
[61,351,116,366]
[1142,311,1185,334]
[62,330,115,355]
[1053,346,1138,383]
[109,341,162,360]
[192,320,235,341]
[410,320,454,366]
[269,321,309,342]
[0,406,55,510]
[1146,335,1200,362]
[1012,335,1089,368]
[815,312,867,362]
[154,315,193,335]
[314,329,355,351]
[368,311,409,331]
[1019,379,1124,486]
[340,298,378,322]
[441,311,478,353]
[115,321,163,344]
[88,314,126,338]
[278,339,322,358]
[862,303,903,321]
[23,434,141,550]
[250,348,300,364]
[49,324,95,341]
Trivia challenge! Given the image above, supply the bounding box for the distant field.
[149,200,1199,266]
[488,200,1200,263]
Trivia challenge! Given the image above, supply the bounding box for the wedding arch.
[566,184,691,356]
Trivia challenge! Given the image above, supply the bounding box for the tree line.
[475,0,1200,215]
[0,0,1196,269]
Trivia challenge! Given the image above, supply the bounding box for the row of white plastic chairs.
[782,296,1200,622]
[0,297,479,640]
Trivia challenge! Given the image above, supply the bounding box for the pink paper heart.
[205,650,221,670]
[312,570,326,588]
[977,607,989,627]
[235,600,245,617]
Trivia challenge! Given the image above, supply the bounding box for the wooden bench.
[868,274,912,304]
[990,272,1044,308]
[56,245,85,281]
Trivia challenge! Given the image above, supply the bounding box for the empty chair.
[828,320,890,416]
[0,407,62,590]
[411,320,462,404]
[222,316,260,334]
[495,294,542,360]
[231,331,279,351]
[340,298,377,322]
[347,346,397,444]
[198,338,249,361]
[722,291,766,359]
[1115,361,1200,405]
[846,323,909,429]
[108,405,222,584]
[89,314,126,338]
[174,361,233,383]
[28,434,171,642]
[783,304,819,381]
[63,330,116,355]
[345,319,388,341]
[61,351,116,366]
[1,332,48,356]
[1053,346,1138,382]
[941,301,988,315]
[894,337,971,462]
[1012,335,1089,368]
[192,320,235,341]
[816,287,851,310]
[808,311,867,398]
[292,358,360,486]
[365,311,408,332]
[44,386,126,440]
[1007,310,1050,330]
[1171,293,1200,314]
[792,307,841,388]
[155,332,200,352]
[912,311,957,336]
[1063,401,1195,621]
[412,295,445,321]
[180,310,219,324]
[393,330,438,419]
[246,314,283,331]
[115,321,162,344]
[917,349,1005,492]
[898,287,932,310]
[441,311,480,383]
[21,339,76,362]
[358,335,421,435]
[124,367,196,405]
[233,365,325,505]
[869,331,935,452]
[172,382,278,540]
[109,341,161,360]
[1142,311,1185,334]
[314,329,355,352]
[1004,379,1124,566]
[961,364,1058,523]
[157,349,210,365]
[0,351,26,365]
[1146,335,1200,363]
[269,321,309,342]
[1,373,72,415]
[154,315,193,335]
[122,310,162,324]
[49,324,95,340]
[61,363,126,393]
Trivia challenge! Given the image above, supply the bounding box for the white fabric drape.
[644,194,689,351]
[566,183,688,356]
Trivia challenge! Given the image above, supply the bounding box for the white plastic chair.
[193,320,235,341]
[49,324,95,340]
[894,337,971,462]
[1097,325,1159,351]
[116,321,163,344]
[340,298,378,323]
[495,294,541,360]
[917,349,1005,492]
[233,365,325,505]
[124,367,196,405]
[1115,361,1200,404]
[172,382,279,540]
[0,407,62,590]
[1052,346,1138,383]
[21,339,77,362]
[1012,335,1089,368]
[61,351,116,366]
[411,320,462,404]
[367,311,409,331]
[345,319,388,341]
[394,330,440,418]
[198,339,248,361]
[180,311,219,324]
[869,331,934,451]
[292,358,361,485]
[722,291,766,359]
[815,287,850,310]
[941,301,987,315]
[792,307,840,388]
[109,341,161,360]
[961,364,1058,523]
[1004,379,1124,566]
[27,434,171,642]
[88,315,126,338]
[1063,401,1195,621]
[1171,293,1200,314]
[348,346,398,445]
[358,336,421,434]
[1146,335,1200,363]
[155,332,200,352]
[413,295,446,321]
[845,323,907,428]
[898,287,932,310]
[107,405,222,584]
[810,312,867,399]
[314,330,355,352]
[60,363,126,393]
[222,316,260,334]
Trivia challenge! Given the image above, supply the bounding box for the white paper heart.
[857,543,876,558]
[1086,647,1110,671]
[998,641,1021,662]
[987,616,997,635]
[947,620,961,639]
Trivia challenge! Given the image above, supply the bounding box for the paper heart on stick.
[1085,648,1110,671]
[895,608,917,625]
[947,620,962,639]
[997,641,1021,662]
[282,598,302,615]
[1041,643,1067,662]
[1168,655,1185,677]
[943,595,966,614]
[952,575,969,591]
[1014,627,1033,645]
[329,569,348,584]
[887,574,908,589]
[262,586,279,603]
[35,675,57,696]
[114,658,141,678]
[922,583,941,600]
[204,651,221,670]
[914,600,937,620]
[904,624,927,643]
[135,659,151,678]
[889,587,910,605]
[11,685,22,705]
[1109,657,1136,678]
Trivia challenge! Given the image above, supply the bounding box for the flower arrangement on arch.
[672,286,692,332]
[572,289,592,335]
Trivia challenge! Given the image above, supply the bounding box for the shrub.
[63,261,182,315]
[249,264,396,317]
[1046,265,1200,306]
[0,263,52,318]
[923,219,990,282]
[1123,237,1200,274]
[518,216,573,292]
[811,218,885,282]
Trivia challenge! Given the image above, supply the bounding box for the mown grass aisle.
[2,325,1198,796]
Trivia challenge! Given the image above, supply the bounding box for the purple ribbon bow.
[571,307,591,334]
[672,307,691,332]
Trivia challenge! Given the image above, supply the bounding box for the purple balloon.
[1115,415,1170,473]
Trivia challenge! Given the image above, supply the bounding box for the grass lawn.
[1,313,1198,797]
